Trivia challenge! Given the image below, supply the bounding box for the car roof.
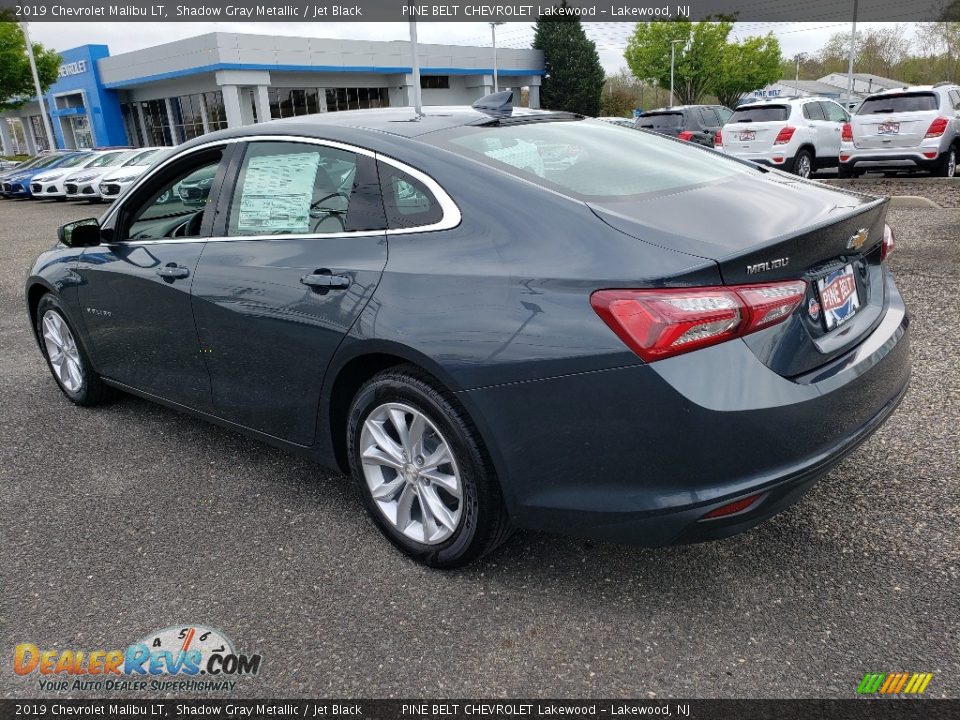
[866,84,954,97]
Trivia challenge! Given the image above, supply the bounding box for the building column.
[253,85,271,124]
[318,89,328,113]
[221,85,244,128]
[23,119,37,155]
[164,98,180,145]
[0,120,13,155]
[528,85,541,110]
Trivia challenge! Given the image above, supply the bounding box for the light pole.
[794,53,807,84]
[846,0,859,105]
[20,22,56,151]
[490,22,506,93]
[669,40,684,109]
[407,11,422,114]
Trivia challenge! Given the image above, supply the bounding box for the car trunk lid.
[588,172,891,376]
[722,104,790,154]
[853,92,940,149]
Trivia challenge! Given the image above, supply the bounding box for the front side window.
[821,101,849,122]
[227,142,368,236]
[121,150,223,241]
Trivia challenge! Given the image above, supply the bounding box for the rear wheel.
[792,150,813,179]
[933,146,956,177]
[347,365,510,568]
[35,294,107,406]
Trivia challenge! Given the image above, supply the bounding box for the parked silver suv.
[840,83,960,177]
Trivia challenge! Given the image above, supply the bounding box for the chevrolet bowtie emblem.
[848,228,868,250]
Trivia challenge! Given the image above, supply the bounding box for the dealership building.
[0,33,544,155]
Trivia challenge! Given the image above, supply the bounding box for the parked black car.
[26,94,910,568]
[635,105,733,147]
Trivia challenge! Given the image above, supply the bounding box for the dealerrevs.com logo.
[14,625,262,693]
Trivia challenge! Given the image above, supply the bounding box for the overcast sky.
[27,21,912,75]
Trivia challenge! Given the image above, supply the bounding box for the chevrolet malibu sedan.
[26,95,911,567]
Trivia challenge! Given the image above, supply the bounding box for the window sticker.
[237,151,321,234]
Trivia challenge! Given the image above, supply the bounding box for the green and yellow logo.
[857,672,933,695]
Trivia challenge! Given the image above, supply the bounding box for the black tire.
[933,146,957,178]
[837,166,856,179]
[35,294,108,407]
[347,365,511,568]
[792,149,813,178]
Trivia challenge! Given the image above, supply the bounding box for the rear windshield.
[858,93,938,114]
[423,119,752,200]
[729,106,788,123]
[636,112,683,130]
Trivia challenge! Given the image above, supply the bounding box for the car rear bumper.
[841,144,948,170]
[721,150,795,170]
[459,273,911,546]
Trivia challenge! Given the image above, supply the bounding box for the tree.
[624,21,731,105]
[0,17,61,112]
[713,34,782,110]
[917,22,960,82]
[625,21,781,108]
[532,2,606,115]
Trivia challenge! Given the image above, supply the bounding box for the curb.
[819,177,960,185]
[887,196,941,209]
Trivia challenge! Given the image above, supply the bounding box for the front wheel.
[347,365,510,568]
[35,294,108,406]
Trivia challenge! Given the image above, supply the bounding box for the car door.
[190,138,388,446]
[819,100,849,162]
[75,146,229,411]
[801,101,832,161]
[696,107,722,147]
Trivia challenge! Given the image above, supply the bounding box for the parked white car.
[840,83,960,177]
[29,151,116,200]
[63,150,138,201]
[718,96,851,178]
[98,147,169,201]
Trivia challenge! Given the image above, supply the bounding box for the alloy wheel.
[796,155,812,178]
[41,310,83,393]
[359,402,463,545]
[948,149,956,178]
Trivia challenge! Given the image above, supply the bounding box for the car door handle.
[156,264,190,280]
[301,270,350,290]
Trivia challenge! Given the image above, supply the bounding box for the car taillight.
[925,117,948,138]
[881,224,895,261]
[841,122,853,142]
[774,126,796,145]
[677,131,694,141]
[590,280,808,362]
[714,129,723,146]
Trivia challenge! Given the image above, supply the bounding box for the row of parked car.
[623,83,960,179]
[0,146,169,202]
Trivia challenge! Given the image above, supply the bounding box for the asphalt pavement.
[0,196,957,699]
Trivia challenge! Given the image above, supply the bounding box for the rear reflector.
[590,280,807,362]
[925,117,948,138]
[772,156,785,164]
[841,122,853,142]
[922,151,938,159]
[881,223,895,261]
[702,493,764,520]
[678,131,694,141]
[774,126,796,145]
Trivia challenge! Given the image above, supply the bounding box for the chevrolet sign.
[58,61,88,78]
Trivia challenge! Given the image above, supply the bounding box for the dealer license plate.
[739,130,756,141]
[878,122,900,135]
[816,264,861,330]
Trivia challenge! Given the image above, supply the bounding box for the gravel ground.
[0,197,957,700]
[815,177,960,208]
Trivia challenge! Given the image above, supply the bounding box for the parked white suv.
[840,84,960,177]
[718,97,851,178]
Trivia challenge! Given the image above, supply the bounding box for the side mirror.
[58,218,102,247]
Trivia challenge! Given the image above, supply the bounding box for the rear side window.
[377,162,443,229]
[728,105,789,123]
[802,103,826,120]
[949,90,960,111]
[858,93,939,114]
[698,108,721,127]
[424,119,752,201]
[636,112,684,131]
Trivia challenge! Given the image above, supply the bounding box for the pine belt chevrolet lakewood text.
[26,93,911,568]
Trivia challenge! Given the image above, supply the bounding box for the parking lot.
[0,191,957,699]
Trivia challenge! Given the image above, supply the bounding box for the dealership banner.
[1,700,958,719]
[0,0,956,22]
